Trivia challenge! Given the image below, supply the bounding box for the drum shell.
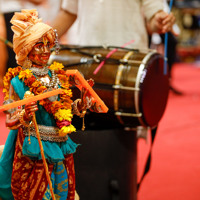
[49,47,169,128]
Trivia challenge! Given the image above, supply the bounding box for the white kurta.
[61,0,164,49]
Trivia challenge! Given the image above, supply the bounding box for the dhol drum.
[48,45,169,128]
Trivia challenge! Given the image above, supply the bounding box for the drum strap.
[137,126,157,191]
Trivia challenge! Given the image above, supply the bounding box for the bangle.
[19,109,32,127]
[72,99,82,116]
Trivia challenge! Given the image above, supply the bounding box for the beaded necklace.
[35,70,61,89]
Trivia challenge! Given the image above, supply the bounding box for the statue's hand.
[24,91,38,121]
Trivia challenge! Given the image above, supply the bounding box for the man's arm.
[51,9,77,38]
[27,0,43,5]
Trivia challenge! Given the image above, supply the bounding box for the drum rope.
[61,50,137,69]
[58,44,143,69]
[93,40,135,74]
[59,44,140,52]
[62,47,121,66]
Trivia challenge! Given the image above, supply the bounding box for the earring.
[23,58,32,69]
[54,29,60,55]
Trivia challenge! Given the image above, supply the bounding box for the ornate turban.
[10,9,55,66]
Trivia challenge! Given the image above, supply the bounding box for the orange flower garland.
[3,66,22,100]
[3,62,76,136]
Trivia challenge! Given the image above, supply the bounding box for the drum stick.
[0,36,13,49]
[23,91,56,200]
[32,114,56,200]
[164,0,174,75]
[0,89,63,112]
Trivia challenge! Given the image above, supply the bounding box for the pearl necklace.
[35,70,61,102]
[29,66,49,76]
[35,70,61,89]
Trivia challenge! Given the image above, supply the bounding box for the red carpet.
[1,63,200,199]
[137,62,200,200]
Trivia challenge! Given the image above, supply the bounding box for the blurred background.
[174,0,200,63]
[0,0,200,200]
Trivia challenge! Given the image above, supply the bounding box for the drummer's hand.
[24,101,38,121]
[148,11,177,36]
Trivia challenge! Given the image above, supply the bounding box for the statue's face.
[28,39,51,67]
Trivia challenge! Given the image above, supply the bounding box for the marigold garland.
[3,62,76,136]
[3,66,22,100]
[54,109,73,121]
[59,124,76,136]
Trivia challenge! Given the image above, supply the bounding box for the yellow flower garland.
[54,109,73,121]
[3,62,76,136]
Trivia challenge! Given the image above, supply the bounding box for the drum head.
[139,53,169,127]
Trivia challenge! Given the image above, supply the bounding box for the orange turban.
[10,9,55,66]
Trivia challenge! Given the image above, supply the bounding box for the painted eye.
[47,43,50,48]
[38,44,43,49]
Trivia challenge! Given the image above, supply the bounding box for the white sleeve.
[61,0,78,15]
[141,0,164,21]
